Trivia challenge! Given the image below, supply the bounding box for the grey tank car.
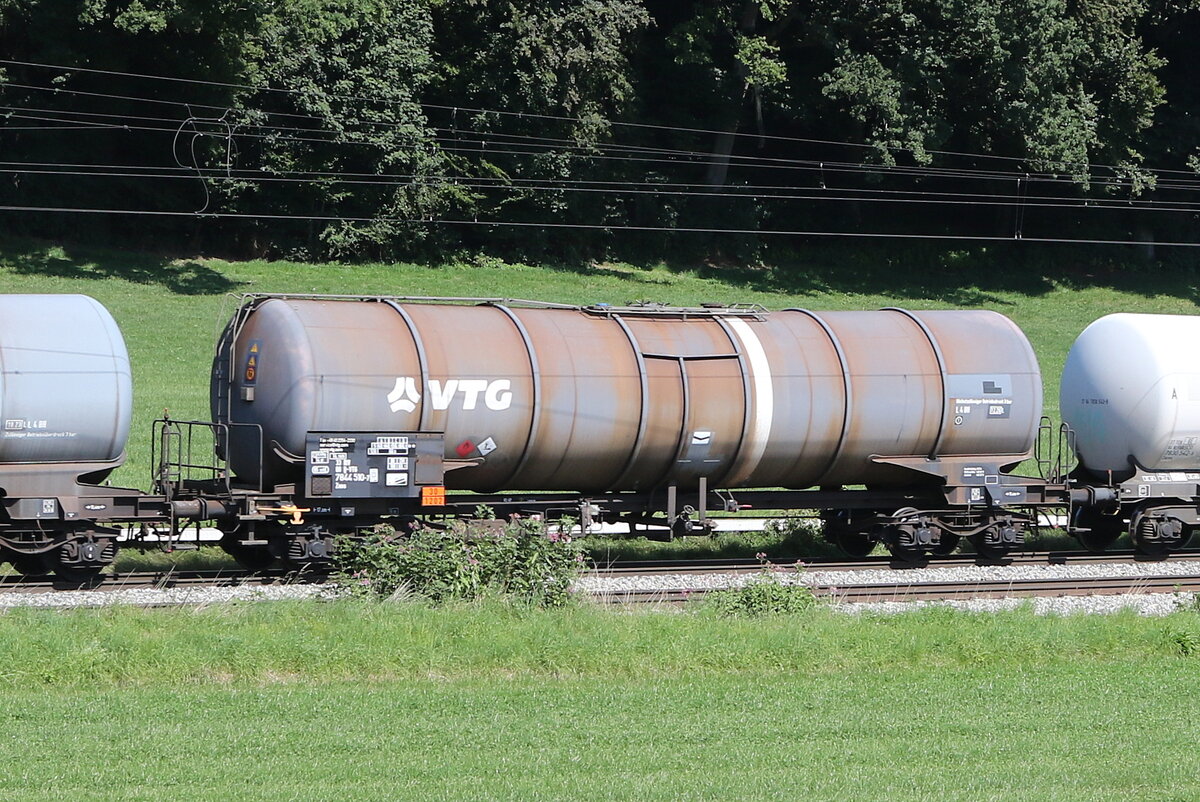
[202,294,1051,563]
[215,297,1042,494]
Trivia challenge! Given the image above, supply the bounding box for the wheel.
[5,550,52,577]
[882,526,927,562]
[885,542,926,561]
[931,534,961,556]
[282,531,337,573]
[835,530,875,558]
[1130,512,1187,557]
[888,508,947,558]
[1071,507,1123,552]
[970,530,1014,560]
[1132,533,1169,557]
[1182,527,1197,551]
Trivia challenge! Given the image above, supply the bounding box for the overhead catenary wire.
[2,73,1194,195]
[0,69,1189,191]
[0,156,1184,202]
[0,85,1167,194]
[4,56,1197,180]
[4,112,1200,225]
[2,58,1199,246]
[2,102,1189,197]
[0,203,1192,247]
[6,155,1198,215]
[3,162,1199,216]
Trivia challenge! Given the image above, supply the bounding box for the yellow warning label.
[243,339,262,385]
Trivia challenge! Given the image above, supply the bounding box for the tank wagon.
[7,292,1196,583]
[0,295,212,580]
[1061,313,1200,553]
[190,294,1054,565]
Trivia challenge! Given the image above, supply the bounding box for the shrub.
[764,515,846,559]
[703,560,818,618]
[334,513,585,607]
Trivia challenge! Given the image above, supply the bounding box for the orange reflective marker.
[421,486,446,506]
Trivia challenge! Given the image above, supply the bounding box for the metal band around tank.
[492,304,542,487]
[610,314,651,490]
[714,316,766,487]
[783,309,853,484]
[383,301,432,431]
[664,356,692,487]
[882,307,950,458]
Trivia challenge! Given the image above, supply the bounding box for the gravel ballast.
[0,584,328,610]
[577,559,1200,592]
[835,593,1194,617]
[0,560,1197,615]
[576,560,1200,616]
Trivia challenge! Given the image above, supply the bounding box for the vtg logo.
[387,377,513,413]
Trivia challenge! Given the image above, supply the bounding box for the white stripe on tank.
[725,317,774,485]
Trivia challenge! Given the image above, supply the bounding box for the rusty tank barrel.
[212,296,1042,493]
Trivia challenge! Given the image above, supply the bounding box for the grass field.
[1,600,1200,800]
[6,671,1197,801]
[1,238,1198,489]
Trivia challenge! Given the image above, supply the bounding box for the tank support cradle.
[666,479,718,539]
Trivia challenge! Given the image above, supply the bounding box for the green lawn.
[5,670,1197,801]
[1,601,1199,800]
[1,238,1197,489]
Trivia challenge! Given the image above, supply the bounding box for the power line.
[0,203,1191,247]
[4,103,1184,196]
[3,60,1198,241]
[5,163,1200,216]
[3,57,1195,181]
[5,157,1194,210]
[5,78,1192,196]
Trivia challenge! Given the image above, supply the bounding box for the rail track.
[586,550,1200,606]
[593,573,1200,605]
[0,569,310,594]
[3,549,1176,591]
[590,549,1200,576]
[3,551,1200,609]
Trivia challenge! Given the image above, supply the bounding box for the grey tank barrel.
[212,296,1043,493]
[0,294,132,467]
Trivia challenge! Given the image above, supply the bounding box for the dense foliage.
[2,0,1198,260]
[703,568,818,617]
[333,516,585,606]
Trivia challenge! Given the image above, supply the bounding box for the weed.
[334,512,584,606]
[703,558,818,617]
[1166,627,1200,656]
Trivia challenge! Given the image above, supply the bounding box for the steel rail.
[588,550,1200,576]
[0,569,310,594]
[5,553,1200,599]
[595,573,1200,605]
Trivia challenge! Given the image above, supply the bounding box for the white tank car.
[1062,313,1200,478]
[0,294,132,466]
